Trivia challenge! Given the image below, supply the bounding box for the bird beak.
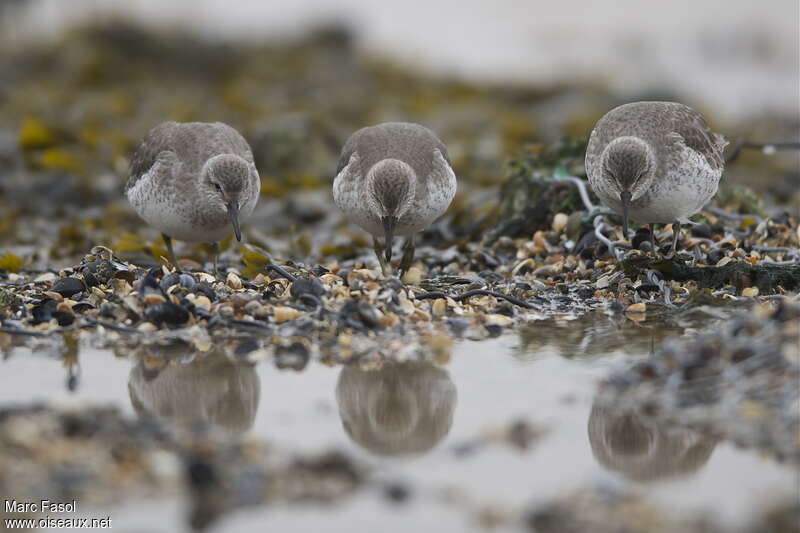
[381,216,397,264]
[227,202,242,242]
[620,190,631,238]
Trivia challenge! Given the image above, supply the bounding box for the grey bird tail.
[713,133,729,151]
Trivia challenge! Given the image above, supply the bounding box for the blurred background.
[0,0,797,268]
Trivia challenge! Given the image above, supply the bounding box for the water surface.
[1,314,795,532]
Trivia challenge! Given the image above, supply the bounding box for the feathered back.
[127,121,255,190]
[336,122,451,179]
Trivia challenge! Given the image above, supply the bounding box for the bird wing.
[585,127,603,180]
[668,105,727,172]
[337,123,451,179]
[127,122,181,191]
[127,122,256,192]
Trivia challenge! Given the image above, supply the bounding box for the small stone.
[143,293,167,306]
[52,310,74,326]
[178,273,197,290]
[33,272,57,283]
[410,308,431,322]
[51,277,86,298]
[716,256,733,267]
[290,278,325,299]
[742,287,759,298]
[531,231,549,254]
[194,282,217,301]
[274,306,303,323]
[533,264,561,278]
[159,272,181,290]
[43,291,64,302]
[626,302,647,313]
[401,267,422,286]
[595,275,611,289]
[193,295,211,310]
[226,272,243,290]
[144,302,190,327]
[485,314,513,327]
[244,300,264,314]
[320,273,342,285]
[398,295,416,315]
[511,258,535,276]
[191,273,214,285]
[81,259,115,285]
[379,312,400,328]
[56,301,74,315]
[31,299,58,323]
[551,213,568,233]
[432,298,447,316]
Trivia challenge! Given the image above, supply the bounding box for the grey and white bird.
[126,121,260,272]
[585,102,727,253]
[333,122,457,275]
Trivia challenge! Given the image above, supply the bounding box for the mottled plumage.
[333,122,457,273]
[586,102,727,252]
[126,121,260,270]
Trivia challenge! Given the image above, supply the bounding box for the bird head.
[600,136,656,236]
[365,159,416,263]
[201,154,255,242]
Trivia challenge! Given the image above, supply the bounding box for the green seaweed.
[622,256,800,293]
[488,137,592,241]
[0,253,23,273]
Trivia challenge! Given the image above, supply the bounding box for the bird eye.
[213,183,222,192]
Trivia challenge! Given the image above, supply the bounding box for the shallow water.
[1,315,795,532]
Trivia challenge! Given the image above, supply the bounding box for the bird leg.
[161,233,181,272]
[670,222,681,256]
[210,242,221,278]
[649,224,658,254]
[399,235,415,276]
[373,236,389,276]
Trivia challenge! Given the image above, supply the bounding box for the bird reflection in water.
[128,347,260,435]
[588,404,717,482]
[336,361,457,456]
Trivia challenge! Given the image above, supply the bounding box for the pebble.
[485,314,513,327]
[274,306,303,323]
[192,295,211,310]
[290,278,325,299]
[626,302,647,313]
[51,277,86,298]
[33,272,57,283]
[551,213,569,233]
[226,272,243,290]
[144,302,190,327]
[143,293,167,306]
[742,287,759,298]
[401,267,422,286]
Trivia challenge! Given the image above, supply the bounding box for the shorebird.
[333,122,457,275]
[126,122,260,272]
[585,102,727,254]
